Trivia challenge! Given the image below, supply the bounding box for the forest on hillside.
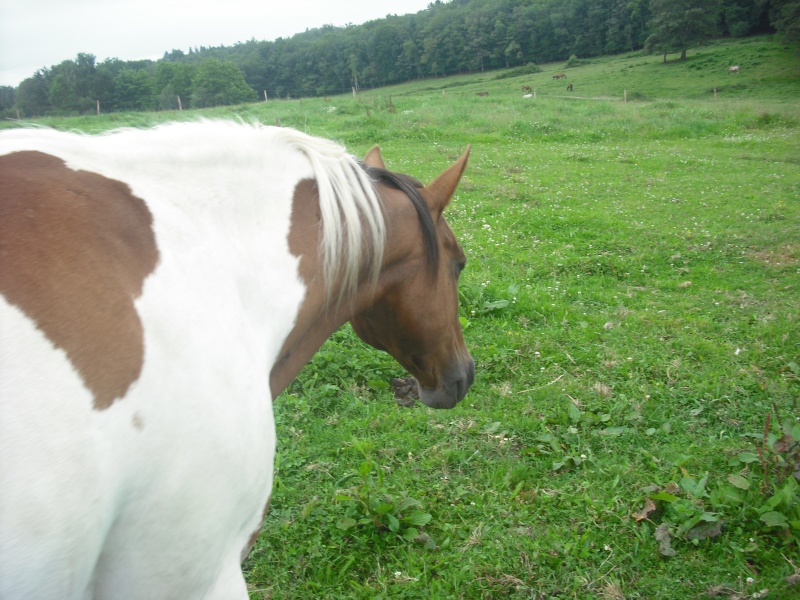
[2,0,798,117]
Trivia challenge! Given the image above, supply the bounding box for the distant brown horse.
[476,91,489,96]
[728,65,740,74]
[553,73,566,80]
[566,83,573,92]
[522,85,532,93]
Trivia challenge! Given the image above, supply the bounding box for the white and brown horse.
[0,121,474,599]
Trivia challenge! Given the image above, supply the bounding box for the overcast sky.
[0,0,434,87]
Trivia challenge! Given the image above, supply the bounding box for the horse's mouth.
[417,358,475,409]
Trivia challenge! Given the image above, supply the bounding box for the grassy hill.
[383,35,800,102]
[2,35,800,599]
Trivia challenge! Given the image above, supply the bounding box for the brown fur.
[0,151,159,409]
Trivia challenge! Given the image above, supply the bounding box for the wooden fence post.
[177,95,182,111]
[96,99,100,115]
[264,90,268,101]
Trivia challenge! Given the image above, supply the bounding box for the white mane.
[270,126,387,301]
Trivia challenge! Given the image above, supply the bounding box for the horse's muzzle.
[418,357,475,409]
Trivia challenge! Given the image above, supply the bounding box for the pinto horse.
[0,121,474,599]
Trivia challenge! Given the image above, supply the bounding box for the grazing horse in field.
[553,73,566,80]
[566,83,573,92]
[728,65,740,74]
[476,91,489,96]
[0,121,474,599]
[522,85,532,93]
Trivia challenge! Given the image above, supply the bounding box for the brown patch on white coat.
[0,151,159,410]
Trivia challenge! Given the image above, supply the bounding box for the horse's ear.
[363,145,386,169]
[422,146,470,217]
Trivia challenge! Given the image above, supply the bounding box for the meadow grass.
[4,36,799,599]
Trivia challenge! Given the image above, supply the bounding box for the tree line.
[2,0,797,118]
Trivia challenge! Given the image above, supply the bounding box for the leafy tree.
[365,20,405,86]
[156,61,196,108]
[606,0,646,53]
[769,0,800,42]
[721,0,767,36]
[163,49,187,62]
[548,7,576,60]
[0,86,16,113]
[504,40,523,67]
[156,84,179,110]
[0,85,18,119]
[395,37,421,80]
[36,54,104,114]
[92,65,116,110]
[48,68,81,113]
[113,68,155,111]
[625,0,654,51]
[645,0,721,61]
[74,53,97,100]
[16,71,51,117]
[464,9,492,71]
[569,0,607,59]
[191,58,255,108]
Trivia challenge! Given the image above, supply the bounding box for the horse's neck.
[267,231,391,398]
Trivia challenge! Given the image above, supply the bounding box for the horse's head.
[350,147,474,409]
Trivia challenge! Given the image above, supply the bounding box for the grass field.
[4,36,799,598]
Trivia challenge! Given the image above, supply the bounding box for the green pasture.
[5,36,799,599]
